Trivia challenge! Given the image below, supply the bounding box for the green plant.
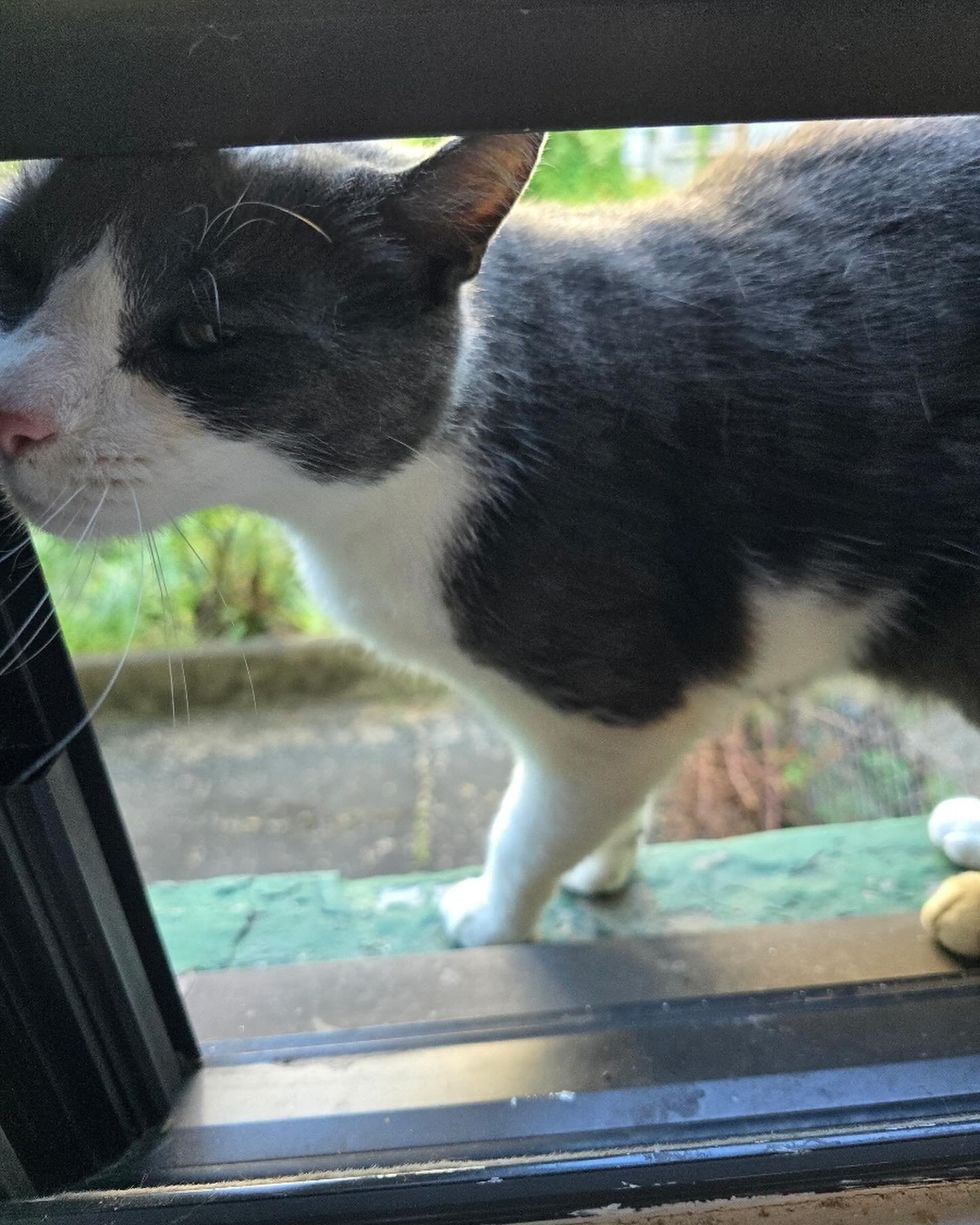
[33,509,331,655]
[527,130,660,203]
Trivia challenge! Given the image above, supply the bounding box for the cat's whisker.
[0,486,108,670]
[296,451,362,480]
[0,489,84,610]
[207,186,249,246]
[913,371,932,422]
[0,558,43,609]
[382,434,440,471]
[14,487,147,784]
[1,539,103,677]
[938,539,980,562]
[0,526,93,666]
[0,484,81,564]
[211,215,275,255]
[0,487,98,622]
[188,276,207,317]
[200,174,261,249]
[146,530,179,728]
[202,267,222,329]
[169,518,257,713]
[155,531,190,725]
[830,531,887,547]
[181,202,211,249]
[213,199,332,245]
[258,203,331,244]
[919,549,980,573]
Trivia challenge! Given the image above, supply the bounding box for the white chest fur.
[279,447,479,674]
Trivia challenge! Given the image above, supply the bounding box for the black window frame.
[2,1,980,1220]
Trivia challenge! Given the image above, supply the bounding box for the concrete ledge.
[75,635,446,717]
[149,815,953,973]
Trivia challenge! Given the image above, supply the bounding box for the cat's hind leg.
[559,808,648,896]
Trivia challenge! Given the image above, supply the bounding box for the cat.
[0,119,979,951]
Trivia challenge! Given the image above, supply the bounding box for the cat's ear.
[384,132,544,301]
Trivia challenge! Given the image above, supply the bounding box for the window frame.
[3,0,980,160]
[3,0,980,1219]
[0,511,197,1198]
[8,939,980,1223]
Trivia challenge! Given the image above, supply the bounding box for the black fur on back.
[445,118,980,722]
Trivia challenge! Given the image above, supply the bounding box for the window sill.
[10,915,979,1223]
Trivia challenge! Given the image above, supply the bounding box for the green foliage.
[527,130,660,203]
[775,699,954,827]
[35,509,331,655]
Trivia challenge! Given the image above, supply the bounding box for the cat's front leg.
[440,757,652,947]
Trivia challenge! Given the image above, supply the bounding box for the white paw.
[439,876,533,947]
[929,797,980,868]
[921,871,980,959]
[560,833,639,897]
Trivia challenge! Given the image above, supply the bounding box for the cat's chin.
[5,482,169,542]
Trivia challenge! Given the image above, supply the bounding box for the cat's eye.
[170,317,236,351]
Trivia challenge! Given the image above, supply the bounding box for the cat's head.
[0,133,541,539]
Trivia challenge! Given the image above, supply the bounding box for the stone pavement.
[94,683,980,889]
[96,695,509,883]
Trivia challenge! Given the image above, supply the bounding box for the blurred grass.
[36,510,331,654]
[27,130,670,652]
[528,130,659,202]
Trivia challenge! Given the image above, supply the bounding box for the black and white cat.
[0,120,978,951]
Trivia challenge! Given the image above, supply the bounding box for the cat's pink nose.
[0,410,59,459]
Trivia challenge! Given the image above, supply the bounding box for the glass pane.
[3,121,974,1046]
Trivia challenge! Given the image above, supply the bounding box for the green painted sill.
[149,816,952,973]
